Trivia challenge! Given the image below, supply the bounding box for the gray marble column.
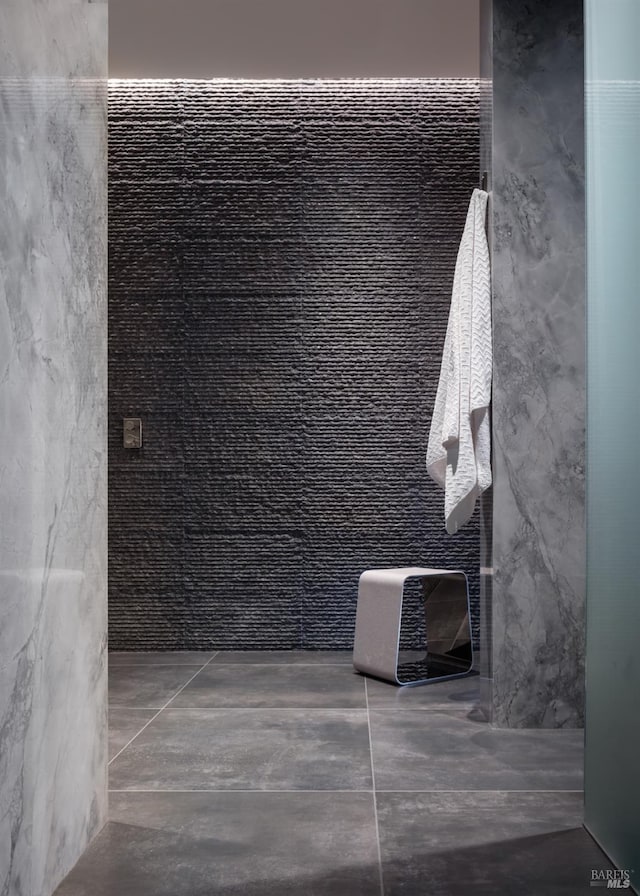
[483,0,586,728]
[0,1,108,893]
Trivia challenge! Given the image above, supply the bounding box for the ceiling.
[109,0,480,79]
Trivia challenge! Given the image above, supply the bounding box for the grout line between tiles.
[108,788,585,794]
[373,789,585,793]
[108,653,220,767]
[364,706,477,712]
[108,788,376,794]
[109,705,370,712]
[109,657,222,669]
[111,662,353,668]
[206,662,354,666]
[109,651,220,665]
[365,678,385,896]
[110,704,478,713]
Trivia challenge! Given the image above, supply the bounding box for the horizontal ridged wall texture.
[108,79,481,649]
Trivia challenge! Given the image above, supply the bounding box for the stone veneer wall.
[0,1,108,893]
[486,0,586,727]
[108,79,481,650]
[478,0,494,717]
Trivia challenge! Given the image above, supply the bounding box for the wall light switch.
[123,417,143,449]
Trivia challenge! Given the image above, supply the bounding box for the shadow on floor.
[55,820,613,896]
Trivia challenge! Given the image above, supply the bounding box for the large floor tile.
[172,663,366,709]
[109,651,217,666]
[108,665,203,708]
[109,708,157,761]
[370,711,583,791]
[55,791,380,896]
[376,791,612,895]
[210,650,353,665]
[365,674,480,712]
[108,708,372,792]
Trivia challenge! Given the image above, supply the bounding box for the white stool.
[353,567,473,685]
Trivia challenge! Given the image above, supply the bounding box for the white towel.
[427,188,491,535]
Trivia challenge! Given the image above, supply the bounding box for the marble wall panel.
[489,0,586,727]
[0,1,108,893]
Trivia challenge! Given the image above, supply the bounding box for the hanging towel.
[427,188,491,535]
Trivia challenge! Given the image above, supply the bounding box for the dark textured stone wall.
[108,79,481,649]
[479,0,495,716]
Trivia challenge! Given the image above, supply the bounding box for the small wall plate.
[123,417,142,449]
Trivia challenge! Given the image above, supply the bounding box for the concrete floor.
[55,651,611,895]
